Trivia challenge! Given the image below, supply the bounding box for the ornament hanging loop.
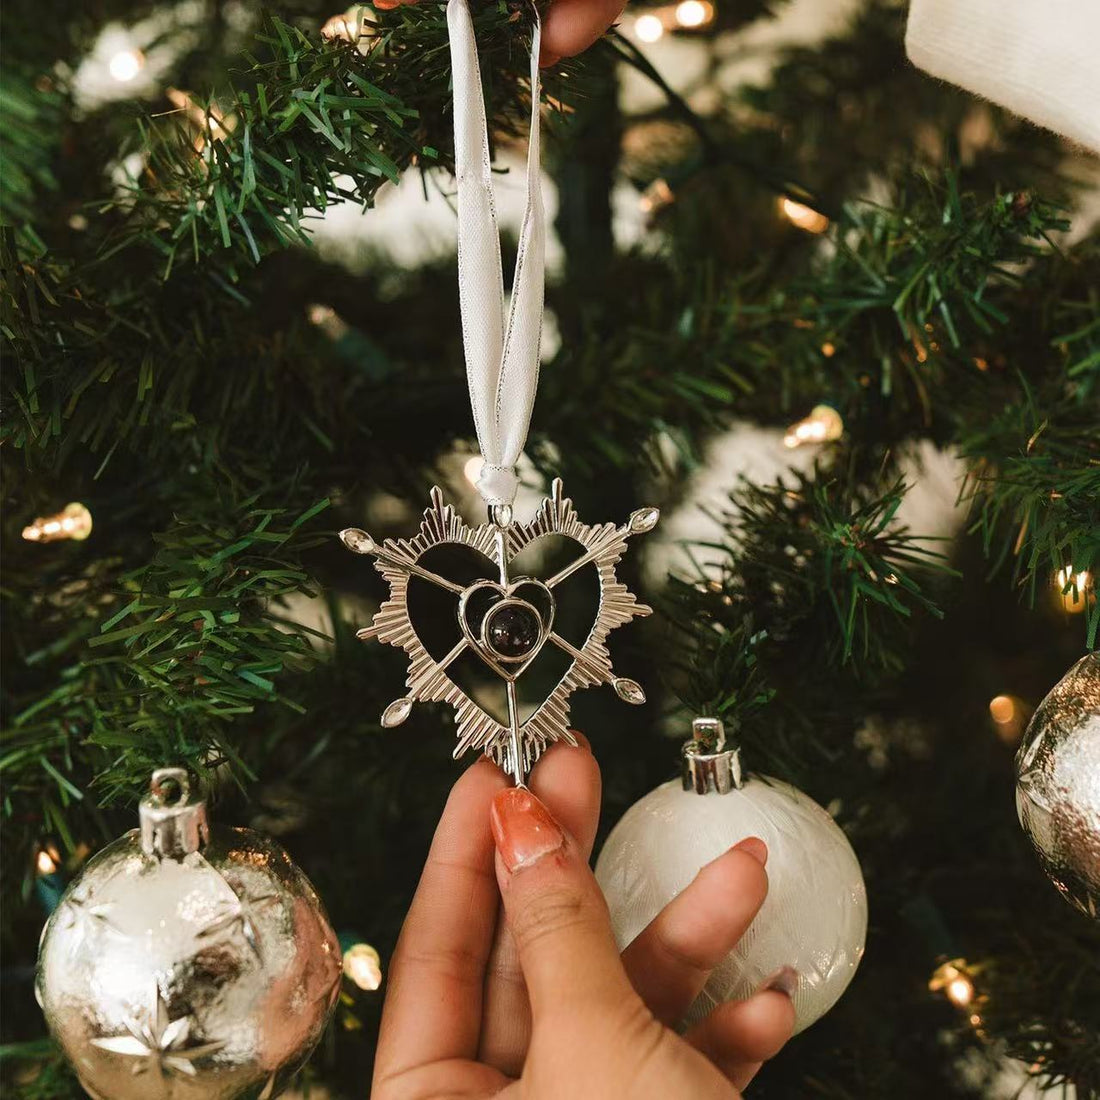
[682,717,743,795]
[448,0,544,514]
[140,767,209,858]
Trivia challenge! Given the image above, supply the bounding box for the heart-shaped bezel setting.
[458,577,555,678]
[340,479,658,780]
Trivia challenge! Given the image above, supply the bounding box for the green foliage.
[3,490,329,816]
[107,3,534,277]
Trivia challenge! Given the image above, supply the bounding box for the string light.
[36,843,61,876]
[779,197,830,234]
[929,959,976,1010]
[343,942,383,990]
[634,13,665,42]
[322,12,361,41]
[988,694,1031,744]
[674,0,714,27]
[306,303,349,339]
[322,6,376,47]
[22,503,93,544]
[463,455,485,486]
[1054,565,1094,614]
[639,178,675,217]
[783,405,843,449]
[108,49,145,83]
[164,88,232,156]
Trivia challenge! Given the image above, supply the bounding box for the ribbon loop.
[447,0,544,510]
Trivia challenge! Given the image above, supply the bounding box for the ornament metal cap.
[682,717,743,795]
[139,767,209,858]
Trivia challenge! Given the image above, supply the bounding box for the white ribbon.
[447,0,544,509]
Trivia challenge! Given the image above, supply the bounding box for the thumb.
[490,787,635,1022]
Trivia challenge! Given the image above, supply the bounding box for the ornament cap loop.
[682,718,743,795]
[140,767,209,858]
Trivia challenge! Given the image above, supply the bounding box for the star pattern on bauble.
[91,984,225,1080]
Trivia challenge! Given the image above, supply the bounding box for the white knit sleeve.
[906,0,1100,153]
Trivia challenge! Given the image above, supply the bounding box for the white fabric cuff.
[906,0,1100,153]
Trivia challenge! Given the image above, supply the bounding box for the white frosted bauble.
[595,776,867,1033]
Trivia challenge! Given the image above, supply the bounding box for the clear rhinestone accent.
[613,677,647,705]
[381,698,413,728]
[628,507,660,534]
[340,528,376,555]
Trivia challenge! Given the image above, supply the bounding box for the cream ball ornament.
[595,719,867,1033]
[36,768,342,1100]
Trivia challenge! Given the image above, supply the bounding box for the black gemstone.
[486,603,541,659]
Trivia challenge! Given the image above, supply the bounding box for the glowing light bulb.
[343,943,383,990]
[779,197,829,234]
[22,503,93,543]
[988,695,1015,724]
[108,49,144,83]
[635,14,665,42]
[783,405,843,449]
[947,976,974,1007]
[463,455,485,486]
[36,845,60,876]
[929,959,977,1011]
[322,8,367,41]
[1054,565,1093,614]
[675,0,713,26]
[639,178,674,216]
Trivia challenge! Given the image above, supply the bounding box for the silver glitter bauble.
[596,719,866,1034]
[1015,652,1100,919]
[36,769,342,1100]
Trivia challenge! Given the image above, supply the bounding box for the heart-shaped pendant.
[458,576,555,678]
[340,479,658,783]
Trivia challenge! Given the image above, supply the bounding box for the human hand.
[372,736,795,1098]
[374,0,628,67]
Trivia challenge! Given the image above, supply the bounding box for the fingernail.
[761,966,799,998]
[491,788,565,873]
[733,836,768,866]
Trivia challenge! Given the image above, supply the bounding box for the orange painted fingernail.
[733,836,768,866]
[491,788,564,873]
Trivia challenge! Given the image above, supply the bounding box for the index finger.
[490,787,637,1023]
[373,759,507,1087]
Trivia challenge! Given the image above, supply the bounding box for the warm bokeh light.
[36,844,61,876]
[989,695,1015,724]
[780,197,830,234]
[22,503,93,544]
[1054,565,1093,614]
[343,943,383,990]
[322,8,372,43]
[639,178,674,216]
[947,976,974,1007]
[634,13,665,42]
[463,455,485,486]
[108,49,144,83]
[675,0,714,27]
[929,959,977,1011]
[783,405,843,449]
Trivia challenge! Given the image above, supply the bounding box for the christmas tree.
[3,0,1099,1096]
